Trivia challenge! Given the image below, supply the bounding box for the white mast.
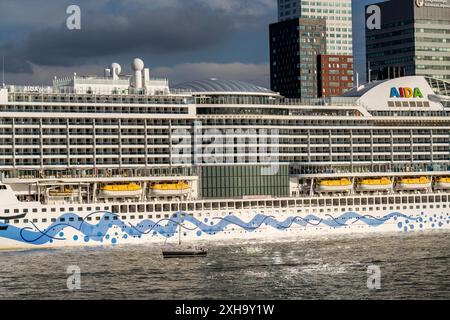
[2,56,4,87]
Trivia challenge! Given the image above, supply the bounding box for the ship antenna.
[2,56,4,87]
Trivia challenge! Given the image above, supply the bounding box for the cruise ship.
[0,58,449,249]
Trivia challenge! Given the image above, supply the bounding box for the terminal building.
[366,0,450,81]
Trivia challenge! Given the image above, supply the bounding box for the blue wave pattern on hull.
[0,210,446,246]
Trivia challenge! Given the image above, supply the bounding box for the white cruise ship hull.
[150,189,190,196]
[396,183,432,191]
[98,190,142,198]
[1,196,449,249]
[434,183,450,190]
[356,184,394,192]
[316,185,353,193]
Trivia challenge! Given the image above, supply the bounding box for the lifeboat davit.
[150,181,190,196]
[316,178,353,193]
[99,183,142,198]
[434,177,450,190]
[357,177,393,191]
[396,177,431,191]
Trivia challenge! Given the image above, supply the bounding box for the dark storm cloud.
[0,2,242,73]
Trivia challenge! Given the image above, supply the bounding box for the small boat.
[162,223,208,258]
[396,177,431,190]
[162,245,208,258]
[357,177,393,191]
[316,178,353,193]
[150,181,190,196]
[98,183,142,198]
[434,177,450,190]
[48,187,75,197]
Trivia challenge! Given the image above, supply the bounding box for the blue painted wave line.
[0,211,418,245]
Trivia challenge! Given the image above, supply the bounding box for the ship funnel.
[132,58,144,89]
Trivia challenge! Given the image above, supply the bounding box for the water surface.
[0,231,449,299]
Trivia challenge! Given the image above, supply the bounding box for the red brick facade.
[317,55,354,97]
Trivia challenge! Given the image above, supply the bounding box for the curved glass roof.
[425,77,450,97]
[173,79,276,95]
[340,80,387,98]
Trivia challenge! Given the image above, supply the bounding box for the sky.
[0,0,375,88]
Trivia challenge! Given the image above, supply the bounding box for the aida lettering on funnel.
[390,87,423,98]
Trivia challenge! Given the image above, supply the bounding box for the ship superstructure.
[0,58,449,249]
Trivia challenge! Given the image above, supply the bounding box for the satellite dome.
[132,58,144,71]
[110,62,121,75]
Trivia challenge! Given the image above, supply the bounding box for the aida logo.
[390,87,423,98]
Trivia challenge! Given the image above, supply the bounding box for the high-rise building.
[277,0,353,56]
[317,54,354,97]
[366,0,450,81]
[270,18,327,99]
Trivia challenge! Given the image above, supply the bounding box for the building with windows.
[317,54,354,97]
[270,18,327,99]
[277,0,353,56]
[366,0,450,81]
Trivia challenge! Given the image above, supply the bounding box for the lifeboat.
[434,177,450,190]
[396,177,431,191]
[150,181,190,196]
[316,178,353,193]
[357,177,393,191]
[48,187,75,197]
[98,183,142,198]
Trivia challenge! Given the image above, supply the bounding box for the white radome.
[132,58,144,71]
[110,62,121,75]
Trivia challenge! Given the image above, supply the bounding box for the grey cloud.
[0,0,275,74]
